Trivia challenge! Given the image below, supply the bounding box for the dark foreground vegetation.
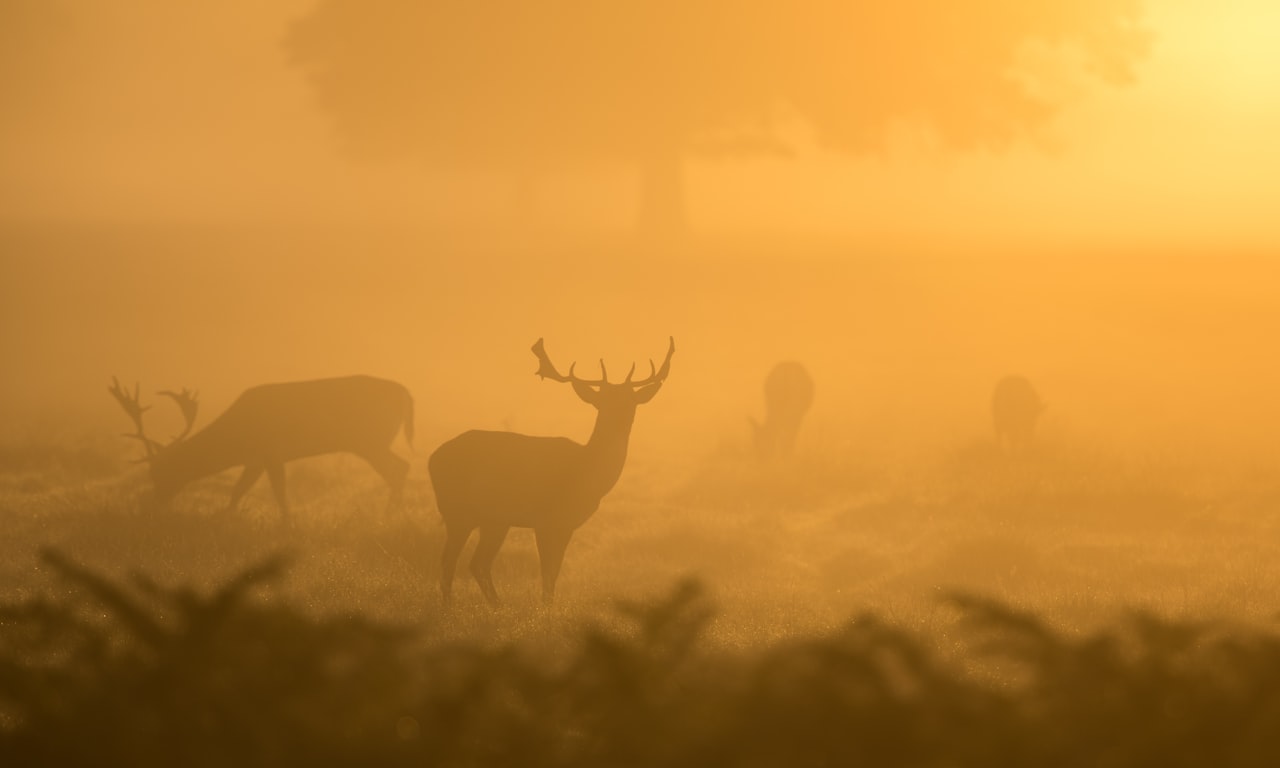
[3,549,1279,768]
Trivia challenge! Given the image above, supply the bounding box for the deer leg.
[265,463,290,523]
[470,525,510,606]
[534,528,572,605]
[440,524,471,606]
[228,466,264,512]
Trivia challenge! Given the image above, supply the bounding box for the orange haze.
[2,0,1279,473]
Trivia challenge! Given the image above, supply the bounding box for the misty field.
[5,417,1280,765]
[5,230,1280,764]
[4,420,1279,635]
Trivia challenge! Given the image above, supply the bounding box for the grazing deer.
[109,375,414,519]
[991,375,1045,455]
[751,361,814,459]
[429,337,674,606]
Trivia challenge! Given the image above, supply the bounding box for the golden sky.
[711,0,1280,248]
[1,0,1277,248]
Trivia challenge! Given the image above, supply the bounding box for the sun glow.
[1158,1,1280,112]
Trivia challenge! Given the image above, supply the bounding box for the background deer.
[991,374,1045,455]
[109,375,414,519]
[751,361,815,459]
[428,337,674,606]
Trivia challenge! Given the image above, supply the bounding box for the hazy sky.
[4,0,1280,483]
[2,0,1278,248]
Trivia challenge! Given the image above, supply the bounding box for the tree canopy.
[287,1,1150,233]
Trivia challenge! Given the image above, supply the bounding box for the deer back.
[216,376,411,454]
[152,375,412,492]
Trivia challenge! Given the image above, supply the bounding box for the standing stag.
[109,375,414,519]
[429,337,674,606]
[991,375,1044,455]
[751,361,815,458]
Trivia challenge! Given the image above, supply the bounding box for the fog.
[3,0,1278,454]
[6,4,1280,761]
[5,232,1279,478]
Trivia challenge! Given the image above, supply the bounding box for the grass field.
[4,422,1278,642]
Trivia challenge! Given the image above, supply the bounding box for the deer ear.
[631,381,664,405]
[571,380,601,406]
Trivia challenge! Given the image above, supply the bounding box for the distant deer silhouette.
[109,376,414,520]
[429,337,674,606]
[991,375,1044,455]
[751,361,814,458]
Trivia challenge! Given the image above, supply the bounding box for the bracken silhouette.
[7,553,1280,767]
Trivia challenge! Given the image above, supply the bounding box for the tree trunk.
[636,146,688,241]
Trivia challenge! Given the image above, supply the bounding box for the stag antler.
[532,338,608,385]
[625,336,675,388]
[531,337,674,387]
[157,387,199,442]
[108,376,161,459]
[109,378,200,460]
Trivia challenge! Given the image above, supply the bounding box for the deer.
[428,336,674,606]
[751,361,814,459]
[991,374,1045,455]
[108,375,414,520]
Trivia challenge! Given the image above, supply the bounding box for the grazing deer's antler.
[157,387,199,443]
[109,378,202,462]
[108,376,161,459]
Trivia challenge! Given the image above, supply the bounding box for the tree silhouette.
[286,1,1149,237]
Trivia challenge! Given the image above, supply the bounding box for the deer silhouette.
[109,375,414,520]
[991,375,1044,455]
[751,361,814,459]
[428,337,674,606]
